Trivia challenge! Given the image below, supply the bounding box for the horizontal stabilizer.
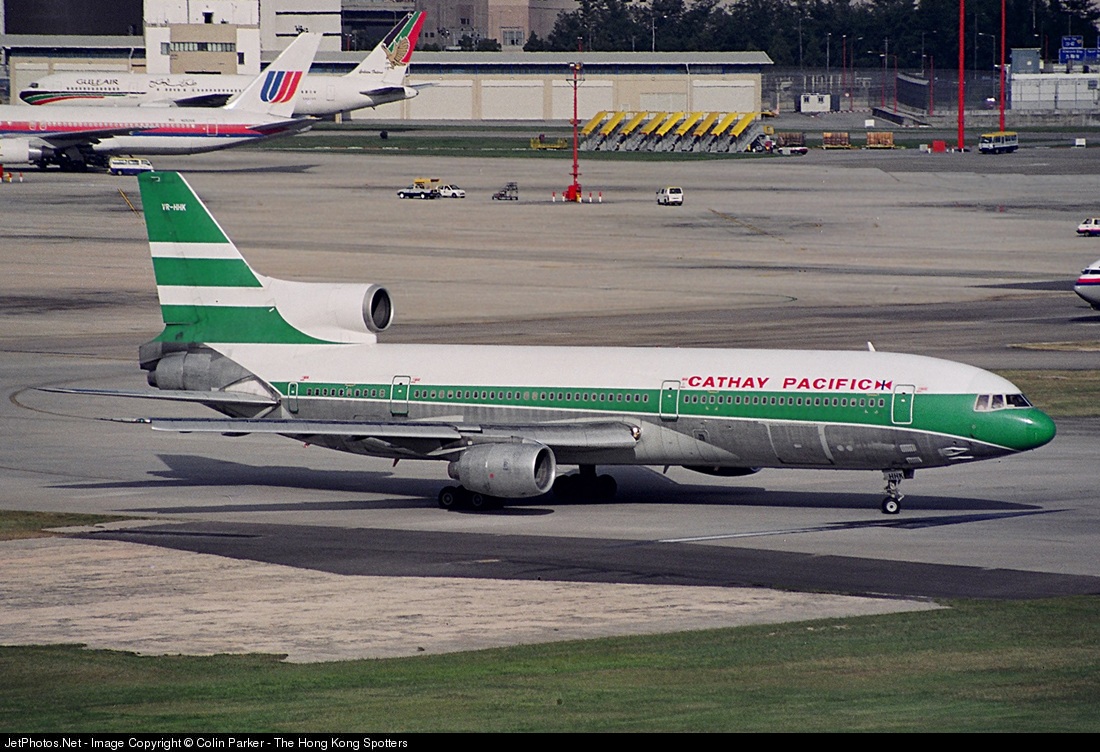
[39,386,278,407]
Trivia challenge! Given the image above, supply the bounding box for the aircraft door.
[659,380,680,421]
[287,381,299,413]
[326,84,336,102]
[891,384,915,425]
[390,376,411,416]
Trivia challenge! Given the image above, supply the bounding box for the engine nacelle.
[448,442,557,498]
[269,279,393,342]
[683,466,761,478]
[0,138,47,164]
[148,350,254,391]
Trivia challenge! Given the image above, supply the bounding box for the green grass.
[0,510,129,541]
[1,598,1097,731]
[996,370,1100,417]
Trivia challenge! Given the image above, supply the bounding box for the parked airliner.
[0,33,320,170]
[47,172,1056,514]
[1074,258,1100,309]
[18,13,423,117]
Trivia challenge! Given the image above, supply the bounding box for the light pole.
[567,61,583,202]
[959,0,966,150]
[978,31,996,67]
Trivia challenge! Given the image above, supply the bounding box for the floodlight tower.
[565,61,583,202]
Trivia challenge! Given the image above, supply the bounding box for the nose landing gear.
[881,469,914,514]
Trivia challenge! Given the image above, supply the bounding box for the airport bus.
[978,131,1019,154]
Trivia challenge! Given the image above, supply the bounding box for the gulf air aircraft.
[1074,258,1100,309]
[18,13,424,117]
[0,33,321,171]
[48,172,1057,515]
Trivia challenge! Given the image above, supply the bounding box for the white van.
[108,157,154,176]
[656,186,683,206]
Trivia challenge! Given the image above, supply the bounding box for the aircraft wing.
[360,85,407,97]
[147,418,639,452]
[248,117,315,135]
[35,125,142,147]
[172,93,232,108]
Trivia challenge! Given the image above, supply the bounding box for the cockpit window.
[974,393,1032,411]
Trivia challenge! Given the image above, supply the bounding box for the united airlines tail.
[225,32,322,117]
[349,11,425,86]
[137,171,393,347]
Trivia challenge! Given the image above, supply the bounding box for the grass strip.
[0,597,1097,732]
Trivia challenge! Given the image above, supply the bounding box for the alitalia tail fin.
[224,31,322,118]
[349,11,424,85]
[138,171,392,347]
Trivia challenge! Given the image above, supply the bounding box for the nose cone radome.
[1008,408,1057,452]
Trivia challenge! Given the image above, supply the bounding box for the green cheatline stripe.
[271,382,1049,451]
[156,305,332,344]
[152,257,262,288]
[139,172,229,245]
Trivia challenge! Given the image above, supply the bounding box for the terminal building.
[0,0,771,123]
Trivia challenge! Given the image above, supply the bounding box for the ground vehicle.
[978,131,1019,154]
[438,184,465,198]
[397,177,440,199]
[1077,218,1100,236]
[656,186,683,205]
[492,182,518,200]
[107,157,154,176]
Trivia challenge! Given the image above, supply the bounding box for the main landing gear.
[553,465,617,502]
[881,468,914,514]
[436,465,620,511]
[437,485,502,511]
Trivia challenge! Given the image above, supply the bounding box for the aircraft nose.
[1013,409,1057,451]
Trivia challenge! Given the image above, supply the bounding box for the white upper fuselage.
[19,72,417,117]
[1074,258,1100,309]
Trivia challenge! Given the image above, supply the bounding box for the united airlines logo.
[260,70,303,103]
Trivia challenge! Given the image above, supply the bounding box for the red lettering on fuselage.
[686,375,886,392]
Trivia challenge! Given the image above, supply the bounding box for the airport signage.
[1059,46,1100,64]
[1063,35,1084,49]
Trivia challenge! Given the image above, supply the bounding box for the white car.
[656,186,683,206]
[1077,218,1100,236]
[438,184,466,199]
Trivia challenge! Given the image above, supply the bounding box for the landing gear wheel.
[553,468,618,502]
[880,469,911,515]
[438,486,462,510]
[595,474,618,501]
[553,474,578,501]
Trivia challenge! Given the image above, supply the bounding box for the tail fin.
[224,31,322,117]
[349,11,424,84]
[138,172,389,346]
